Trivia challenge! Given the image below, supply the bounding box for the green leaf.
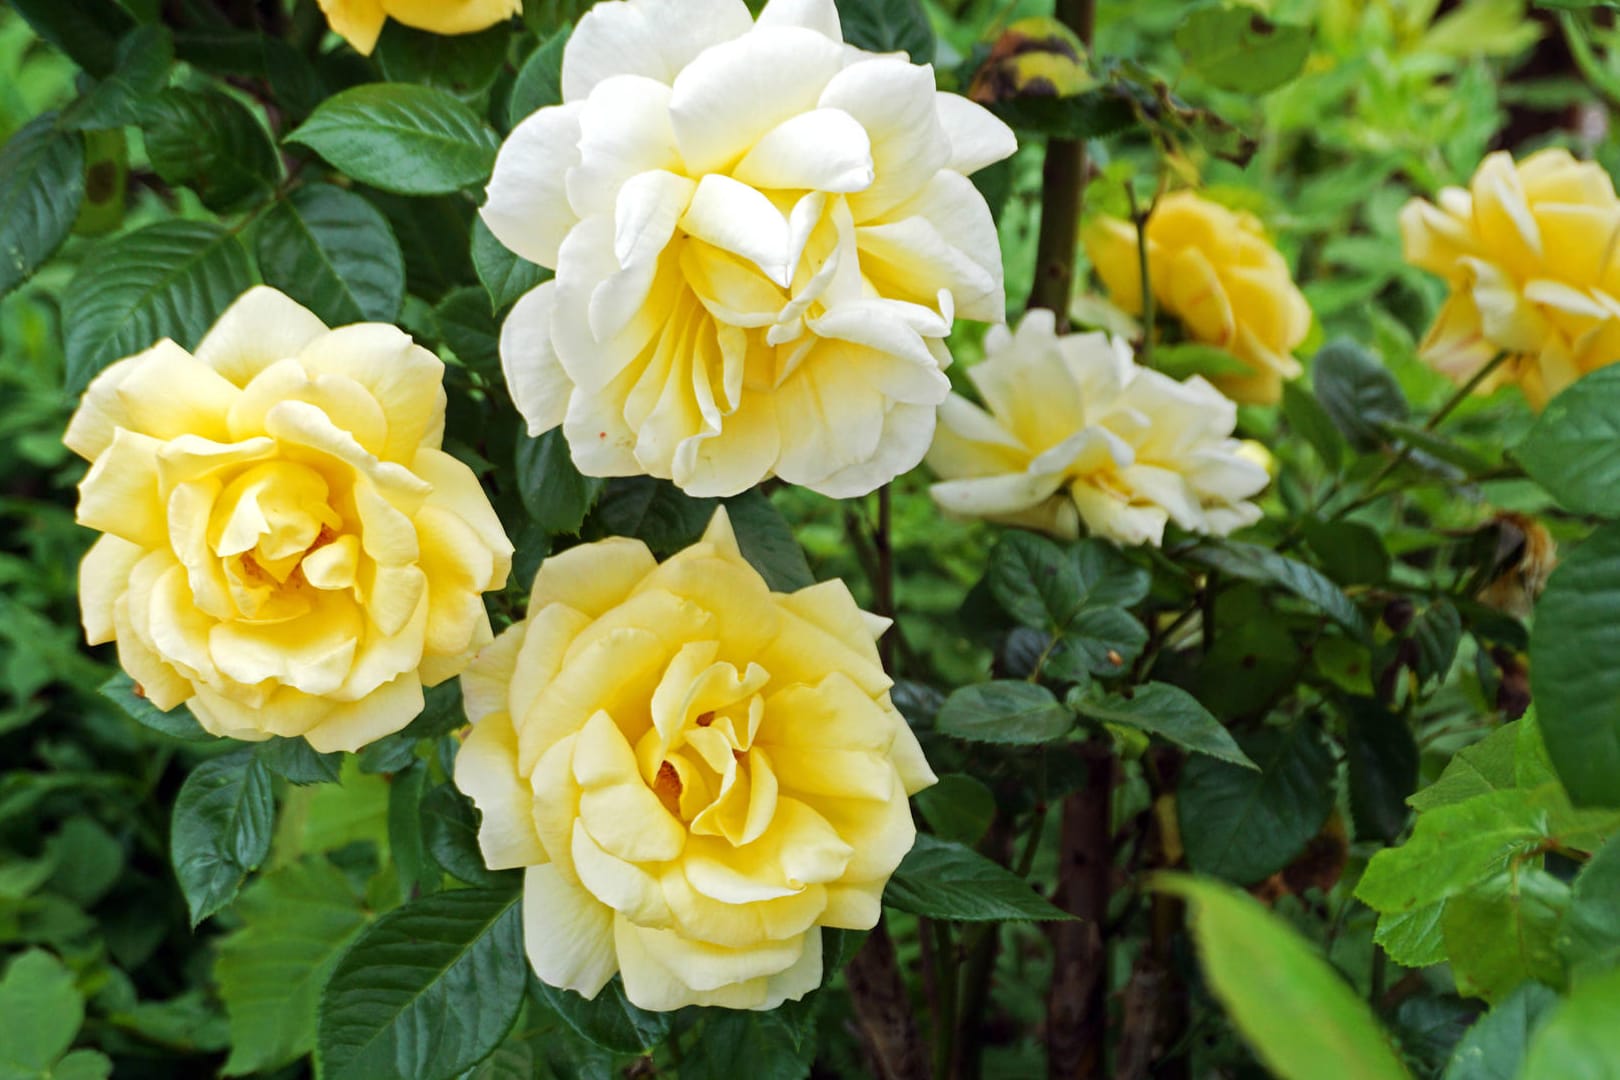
[10,0,134,76]
[885,834,1073,921]
[434,286,500,371]
[1282,381,1346,472]
[0,950,85,1075]
[530,978,673,1054]
[1441,981,1559,1080]
[0,114,85,299]
[141,87,281,211]
[835,0,934,63]
[1379,421,1497,476]
[589,477,715,556]
[1158,875,1411,1080]
[421,783,516,889]
[1344,699,1418,842]
[98,671,209,741]
[1069,683,1254,768]
[1529,522,1620,806]
[1442,869,1568,1003]
[913,773,998,847]
[1187,539,1369,639]
[991,91,1137,141]
[1410,599,1464,685]
[1516,364,1620,515]
[1042,607,1148,681]
[1519,968,1620,1079]
[988,532,1149,629]
[60,25,174,132]
[317,888,524,1080]
[1178,723,1336,885]
[515,428,604,536]
[685,1009,815,1080]
[1408,724,1518,813]
[216,858,371,1075]
[936,681,1073,745]
[255,184,406,325]
[255,737,343,786]
[63,219,254,394]
[1174,7,1313,94]
[471,217,550,312]
[288,84,500,196]
[1311,339,1409,453]
[507,27,570,127]
[356,681,465,775]
[375,22,511,98]
[724,489,815,593]
[170,748,275,927]
[1301,518,1390,586]
[1557,831,1620,977]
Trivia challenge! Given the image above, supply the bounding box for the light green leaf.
[1069,682,1254,768]
[0,114,84,299]
[1158,875,1410,1080]
[170,748,275,927]
[937,681,1073,745]
[1557,832,1620,977]
[1442,869,1568,1003]
[255,183,405,325]
[1175,7,1313,94]
[885,834,1073,921]
[0,950,84,1075]
[288,84,499,196]
[1407,724,1518,813]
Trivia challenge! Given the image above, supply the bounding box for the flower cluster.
[317,0,522,55]
[927,310,1268,547]
[454,509,934,1010]
[483,0,1016,498]
[1083,191,1311,405]
[1401,148,1620,409]
[66,288,514,752]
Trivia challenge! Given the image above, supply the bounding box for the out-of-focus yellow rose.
[65,288,514,752]
[1401,148,1620,410]
[454,509,935,1011]
[1083,191,1310,405]
[483,0,1016,498]
[926,310,1268,546]
[318,0,521,55]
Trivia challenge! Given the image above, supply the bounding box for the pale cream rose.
[454,509,935,1011]
[926,310,1269,546]
[1401,148,1620,409]
[65,288,514,753]
[1083,191,1311,405]
[483,0,1017,498]
[318,0,522,55]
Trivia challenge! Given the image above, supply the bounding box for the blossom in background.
[483,0,1016,498]
[317,0,521,55]
[454,509,935,1010]
[1083,191,1310,405]
[1401,148,1620,409]
[65,288,513,752]
[926,309,1268,546]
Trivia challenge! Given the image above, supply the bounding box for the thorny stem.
[1027,0,1099,321]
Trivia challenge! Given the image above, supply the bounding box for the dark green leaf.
[1411,599,1463,685]
[1281,381,1345,472]
[1174,7,1313,93]
[318,889,524,1080]
[1557,832,1620,977]
[421,783,517,889]
[11,0,134,76]
[936,681,1073,745]
[99,672,210,741]
[471,217,550,312]
[1042,607,1148,681]
[1516,364,1620,515]
[913,773,998,846]
[388,763,434,902]
[835,0,934,63]
[885,834,1073,921]
[1519,968,1620,1079]
[988,532,1148,630]
[1070,683,1255,768]
[1380,421,1497,475]
[588,477,716,556]
[0,115,85,299]
[1529,522,1620,806]
[515,428,604,536]
[63,220,254,394]
[1301,518,1390,586]
[289,84,500,196]
[507,27,570,127]
[171,748,275,927]
[1187,539,1369,638]
[357,681,465,775]
[142,87,282,211]
[255,183,406,325]
[991,91,1136,141]
[1343,699,1418,842]
[1312,340,1408,453]
[1442,982,1558,1080]
[376,22,511,98]
[434,286,501,372]
[530,977,673,1055]
[256,737,343,786]
[724,489,815,592]
[1178,724,1336,885]
[686,1009,815,1080]
[61,26,174,132]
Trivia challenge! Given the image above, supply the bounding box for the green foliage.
[288,84,500,196]
[937,681,1072,744]
[885,834,1073,921]
[254,183,406,325]
[170,748,275,927]
[1173,7,1313,94]
[0,114,82,299]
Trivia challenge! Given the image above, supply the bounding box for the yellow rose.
[453,509,935,1011]
[1082,191,1310,405]
[65,288,514,752]
[1401,148,1620,409]
[318,0,521,55]
[927,310,1268,546]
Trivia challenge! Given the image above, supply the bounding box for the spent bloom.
[317,0,521,55]
[65,288,513,752]
[1401,148,1620,409]
[454,509,935,1011]
[1083,191,1311,405]
[483,0,1016,498]
[926,309,1268,546]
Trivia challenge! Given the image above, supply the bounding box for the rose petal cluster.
[317,0,521,55]
[1401,148,1620,409]
[65,288,514,752]
[483,0,1017,498]
[1083,191,1310,405]
[926,310,1268,546]
[454,509,935,1011]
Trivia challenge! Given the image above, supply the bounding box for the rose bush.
[65,288,513,752]
[316,0,523,55]
[483,0,1016,497]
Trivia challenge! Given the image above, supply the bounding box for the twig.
[1027,0,1099,321]
[846,918,932,1080]
[1045,739,1114,1079]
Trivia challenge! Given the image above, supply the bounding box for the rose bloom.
[454,509,935,1010]
[926,310,1268,546]
[65,288,514,752]
[1402,148,1620,409]
[317,0,520,55]
[483,0,1016,498]
[1083,191,1310,405]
